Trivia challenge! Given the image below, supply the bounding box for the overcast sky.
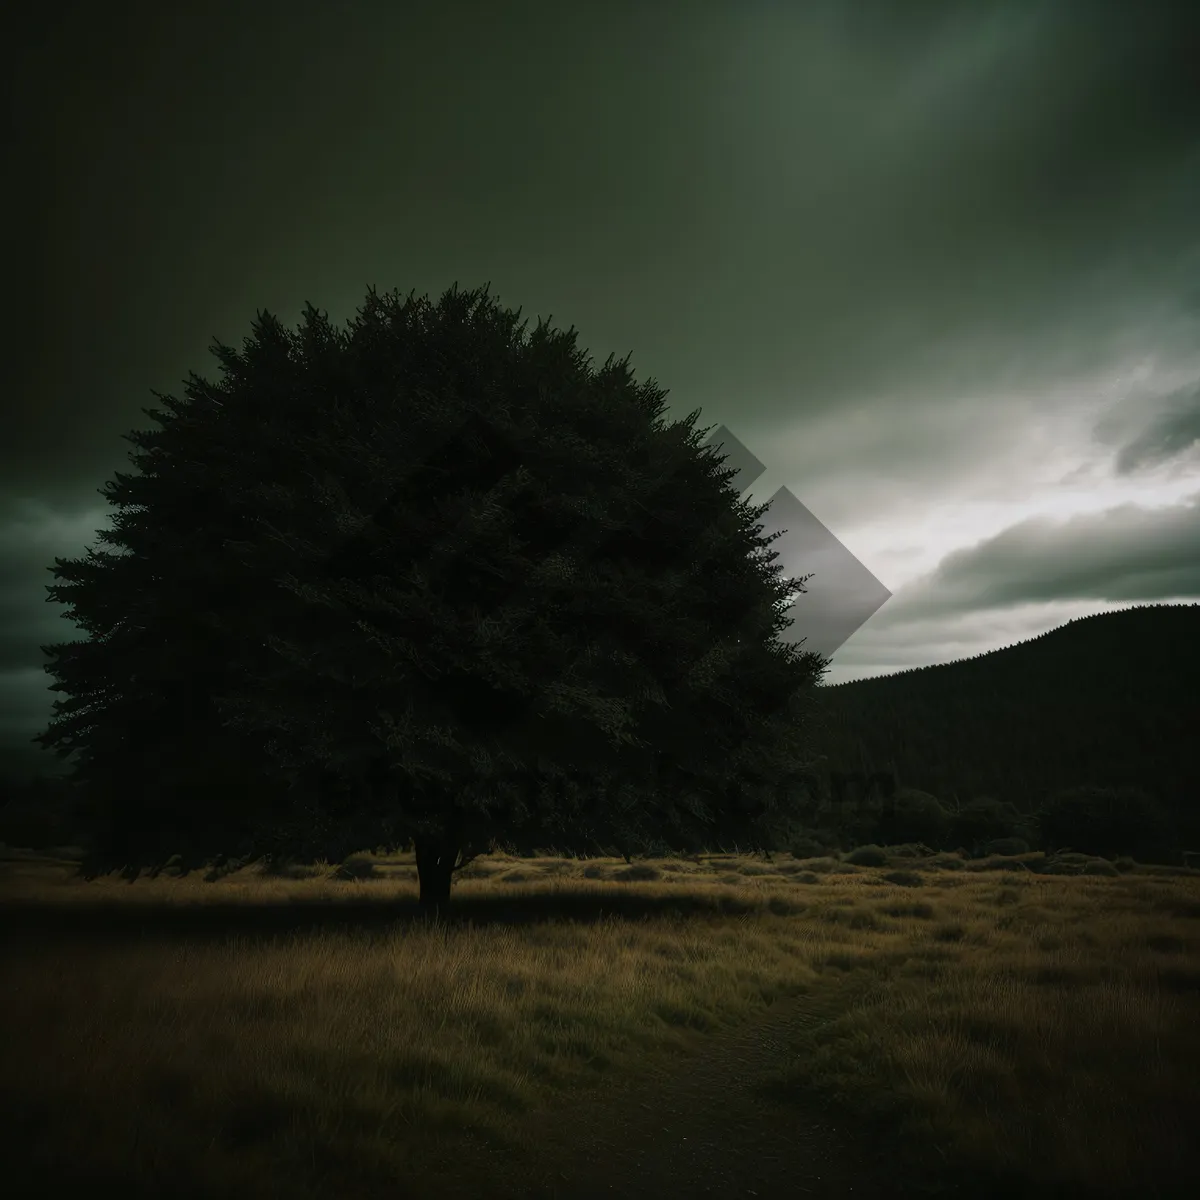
[6,0,1199,775]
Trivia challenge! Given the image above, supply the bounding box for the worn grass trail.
[461,982,918,1200]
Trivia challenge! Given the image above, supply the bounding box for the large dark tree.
[37,283,829,911]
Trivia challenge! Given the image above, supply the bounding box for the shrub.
[882,869,924,887]
[789,835,828,860]
[966,855,1027,873]
[845,844,889,867]
[790,856,842,874]
[1038,857,1086,876]
[925,853,966,870]
[878,789,951,848]
[952,796,1029,847]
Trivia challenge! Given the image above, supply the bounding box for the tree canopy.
[37,283,830,910]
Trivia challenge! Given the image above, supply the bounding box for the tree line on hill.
[802,604,1199,862]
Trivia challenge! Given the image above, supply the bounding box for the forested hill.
[811,603,1200,833]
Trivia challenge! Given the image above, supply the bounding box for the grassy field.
[2,843,1198,1198]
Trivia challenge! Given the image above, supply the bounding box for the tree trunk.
[414,835,458,917]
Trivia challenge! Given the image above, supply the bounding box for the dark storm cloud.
[0,503,100,770]
[4,0,1199,763]
[688,0,1200,445]
[9,0,1199,510]
[0,503,94,671]
[883,495,1200,623]
[1096,379,1200,476]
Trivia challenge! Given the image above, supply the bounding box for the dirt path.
[443,990,967,1199]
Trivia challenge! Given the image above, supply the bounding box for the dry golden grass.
[1,846,1198,1198]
